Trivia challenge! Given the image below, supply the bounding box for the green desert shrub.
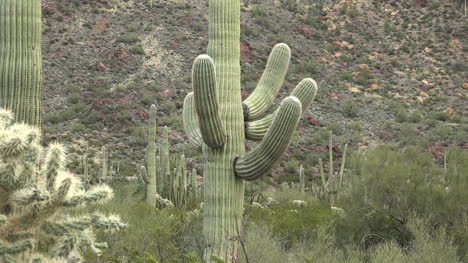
[83,183,204,262]
[240,223,289,263]
[334,145,468,259]
[244,202,335,248]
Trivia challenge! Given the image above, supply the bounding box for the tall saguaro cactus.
[182,0,318,261]
[146,104,157,206]
[0,0,43,127]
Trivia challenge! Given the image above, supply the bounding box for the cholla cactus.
[0,109,126,263]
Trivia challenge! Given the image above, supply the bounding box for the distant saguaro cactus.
[0,0,43,127]
[182,0,318,260]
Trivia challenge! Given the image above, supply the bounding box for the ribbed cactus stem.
[177,155,186,207]
[0,0,43,127]
[146,104,157,206]
[245,78,317,141]
[235,97,302,181]
[160,127,170,196]
[83,148,89,185]
[193,55,226,149]
[319,158,328,195]
[183,92,203,149]
[101,146,108,181]
[329,130,333,178]
[139,166,149,184]
[191,168,198,202]
[299,165,305,193]
[339,143,348,186]
[243,43,291,120]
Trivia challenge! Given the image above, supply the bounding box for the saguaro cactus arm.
[192,55,226,149]
[183,92,203,149]
[242,43,291,120]
[245,78,318,141]
[139,166,149,184]
[234,96,302,180]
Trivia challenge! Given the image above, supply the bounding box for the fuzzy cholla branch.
[0,109,124,262]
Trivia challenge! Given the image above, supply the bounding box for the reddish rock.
[108,47,132,65]
[380,132,397,141]
[92,98,114,109]
[181,16,193,24]
[241,89,250,100]
[307,116,320,126]
[161,89,173,98]
[92,16,111,34]
[296,25,315,38]
[96,62,110,71]
[426,144,446,160]
[240,40,253,61]
[311,145,328,153]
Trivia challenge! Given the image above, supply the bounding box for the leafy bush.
[82,183,204,263]
[334,145,467,259]
[244,202,335,247]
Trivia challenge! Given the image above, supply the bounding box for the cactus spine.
[0,0,43,127]
[182,0,317,260]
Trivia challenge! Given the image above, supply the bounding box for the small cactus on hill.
[140,105,200,208]
[311,131,348,203]
[0,109,126,263]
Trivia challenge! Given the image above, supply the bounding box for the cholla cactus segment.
[0,109,14,128]
[292,200,307,207]
[53,172,82,202]
[43,143,66,192]
[89,213,127,231]
[0,239,34,256]
[156,194,174,208]
[0,124,40,159]
[10,187,49,206]
[0,109,123,262]
[64,184,114,206]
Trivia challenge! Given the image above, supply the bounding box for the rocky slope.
[40,0,467,181]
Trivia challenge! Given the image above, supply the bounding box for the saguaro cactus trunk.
[0,0,43,127]
[146,104,157,206]
[182,0,318,261]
